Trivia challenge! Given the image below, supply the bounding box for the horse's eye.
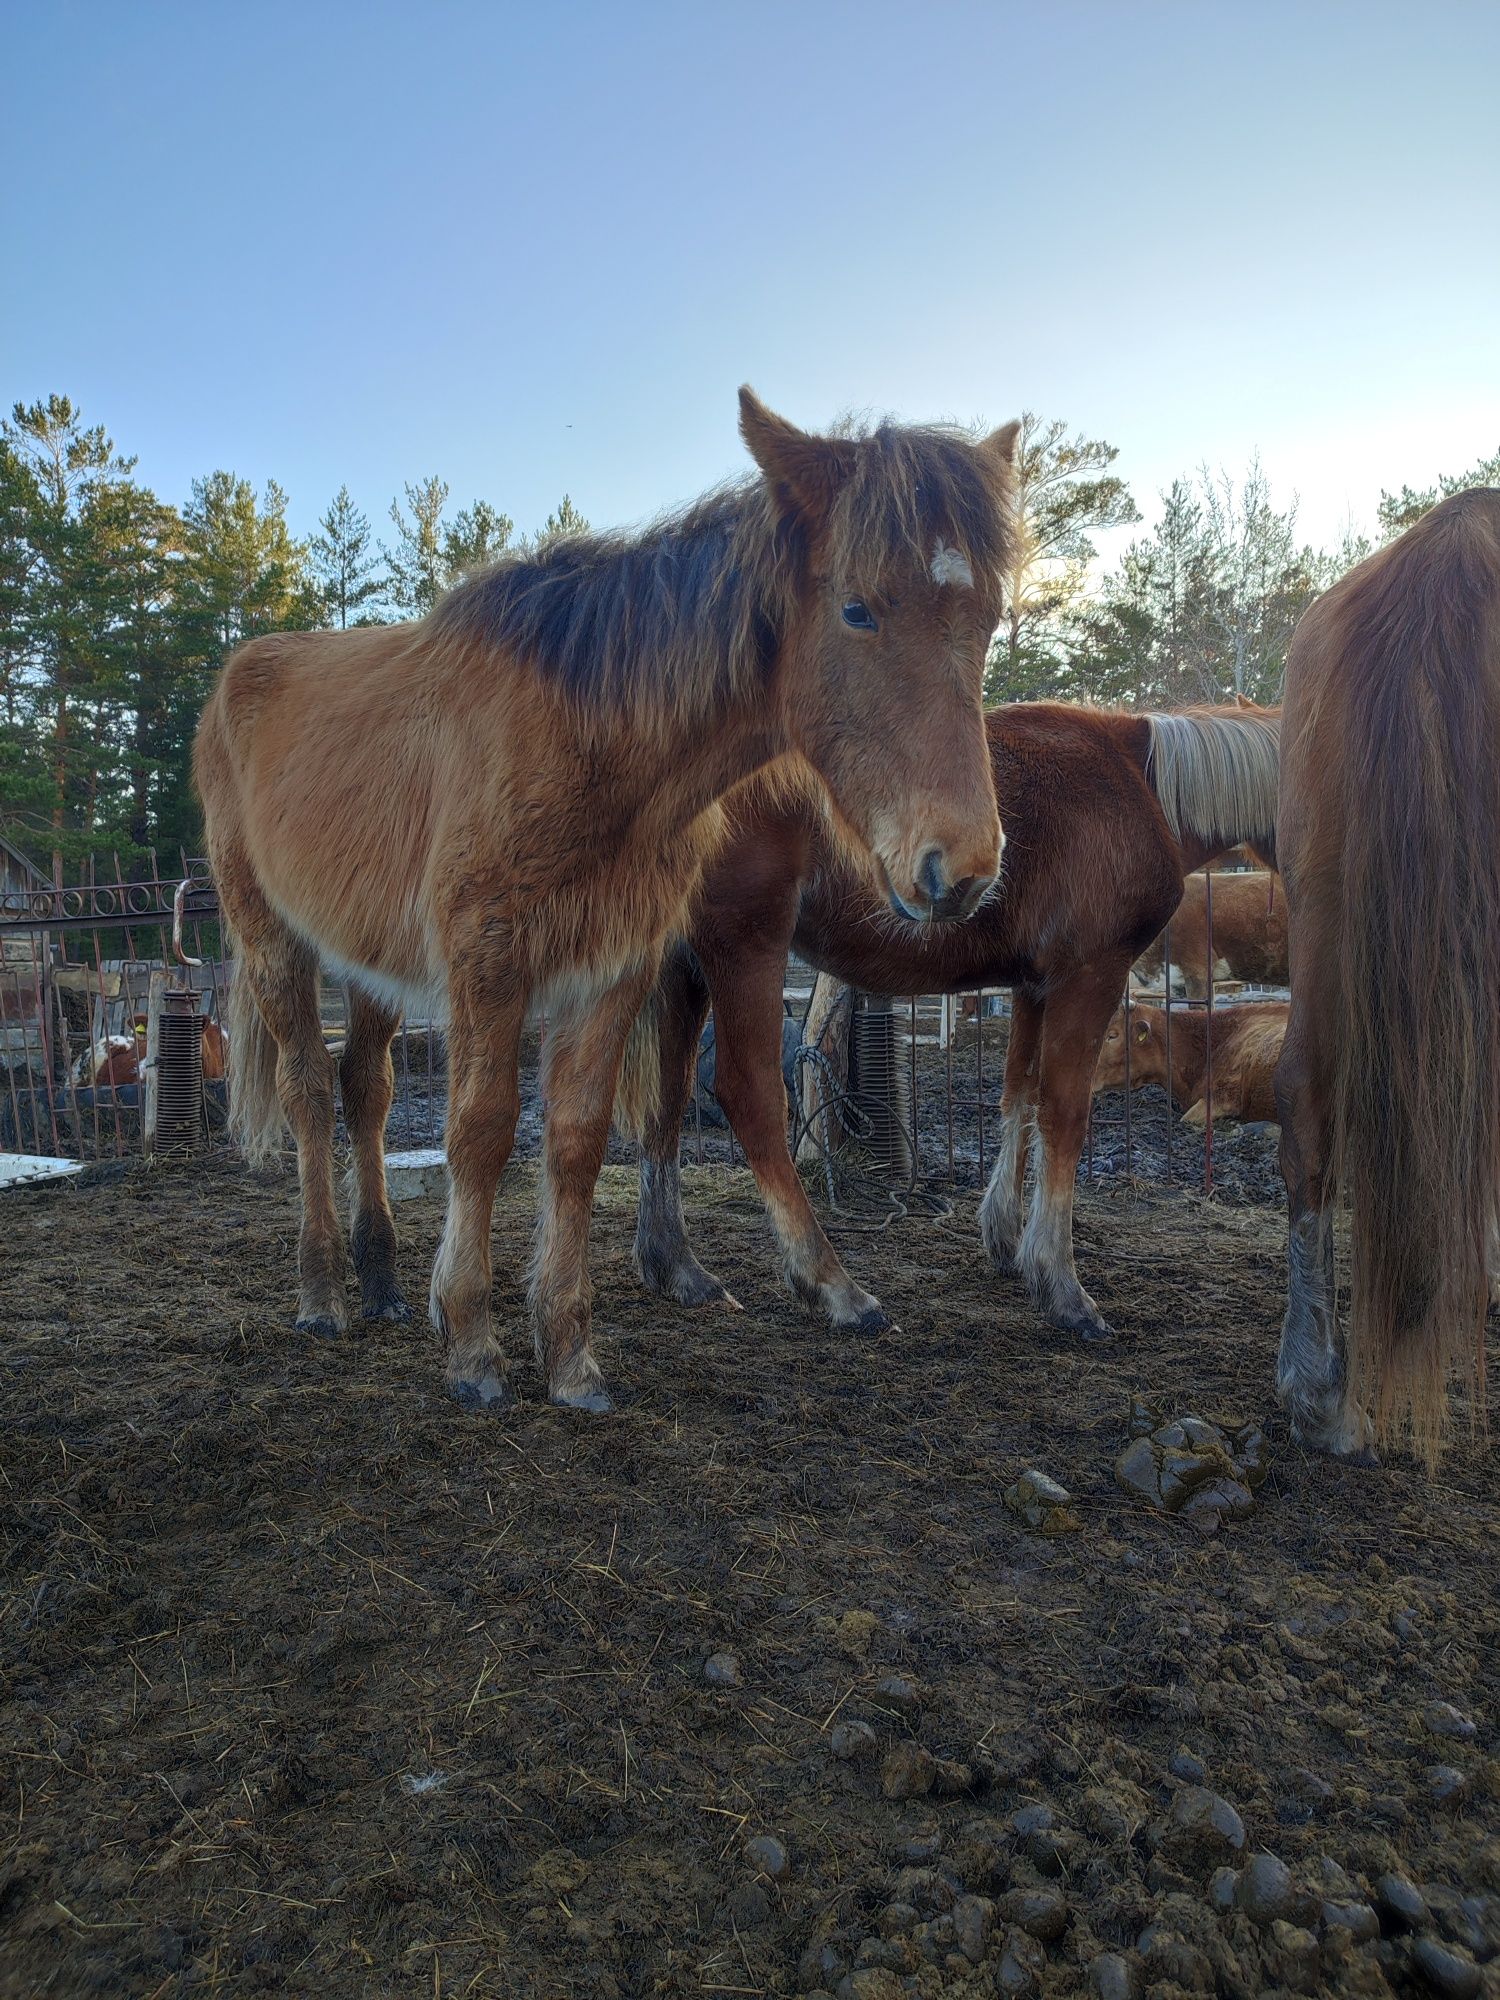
[841,599,877,632]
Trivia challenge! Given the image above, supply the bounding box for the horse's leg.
[339,988,409,1322]
[979,987,1041,1268]
[709,944,890,1333]
[532,966,658,1411]
[1018,962,1129,1342]
[245,931,346,1335]
[1274,995,1371,1458]
[633,947,737,1308]
[431,978,526,1410]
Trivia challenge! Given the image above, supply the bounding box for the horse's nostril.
[917,847,948,906]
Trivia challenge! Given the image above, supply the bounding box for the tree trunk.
[796,972,854,1164]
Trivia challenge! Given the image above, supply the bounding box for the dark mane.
[428,417,1012,721]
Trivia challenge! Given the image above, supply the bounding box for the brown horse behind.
[1275,487,1500,1461]
[1133,870,1287,996]
[629,700,1279,1343]
[196,390,1018,1412]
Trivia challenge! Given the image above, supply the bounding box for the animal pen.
[1,862,1271,1209]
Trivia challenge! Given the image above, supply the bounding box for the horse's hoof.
[363,1292,413,1324]
[840,1304,895,1337]
[296,1311,345,1340]
[1077,1318,1117,1344]
[659,1262,736,1310]
[449,1371,513,1412]
[551,1385,614,1414]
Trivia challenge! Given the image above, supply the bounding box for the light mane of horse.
[1144,703,1281,857]
[429,420,1013,744]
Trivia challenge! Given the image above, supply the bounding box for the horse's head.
[740,388,1017,923]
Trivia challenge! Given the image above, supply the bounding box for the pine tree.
[311,485,383,627]
[442,499,513,581]
[985,414,1139,701]
[1377,447,1500,541]
[382,476,449,614]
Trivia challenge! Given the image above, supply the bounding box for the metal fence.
[2,865,1277,1199]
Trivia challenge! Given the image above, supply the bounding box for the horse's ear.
[978,418,1022,479]
[738,387,856,520]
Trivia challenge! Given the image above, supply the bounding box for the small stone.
[1128,1394,1161,1436]
[1410,1938,1482,1999]
[1169,1747,1206,1783]
[835,1971,906,2000]
[1428,1764,1469,1806]
[1088,1950,1141,2000]
[872,1675,922,1716]
[1236,1851,1294,1925]
[932,1757,976,1797]
[830,1720,879,1761]
[1011,1803,1054,1837]
[1158,1785,1247,1869]
[851,1938,905,1973]
[1424,1701,1478,1741]
[882,1743,936,1801]
[1322,1899,1380,1942]
[1207,1867,1238,1912]
[1004,1468,1083,1535]
[723,1882,770,1929]
[877,1902,917,1937]
[1291,1765,1334,1803]
[952,1893,994,1963]
[703,1652,740,1686]
[1375,1871,1427,1931]
[997,1886,1068,1944]
[889,1867,953,1915]
[1088,1952,1144,2000]
[996,1925,1045,1997]
[745,1833,788,1879]
[800,1940,847,1990]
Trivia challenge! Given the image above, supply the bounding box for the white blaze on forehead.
[930,541,974,589]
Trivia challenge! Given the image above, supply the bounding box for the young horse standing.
[195,390,1018,1412]
[628,700,1279,1342]
[1274,488,1500,1461]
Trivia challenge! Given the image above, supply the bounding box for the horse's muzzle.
[886,847,997,925]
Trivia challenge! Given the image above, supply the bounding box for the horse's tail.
[612,985,662,1144]
[1144,702,1281,858]
[226,949,287,1167]
[1331,490,1500,1459]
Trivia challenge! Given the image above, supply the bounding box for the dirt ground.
[2,1154,1497,1999]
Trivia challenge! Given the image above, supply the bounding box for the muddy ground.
[2,1155,1497,1999]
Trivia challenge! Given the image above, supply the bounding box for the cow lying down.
[1095,999,1500,1311]
[1092,999,1287,1128]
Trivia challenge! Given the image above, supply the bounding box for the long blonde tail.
[226,954,287,1166]
[612,987,661,1142]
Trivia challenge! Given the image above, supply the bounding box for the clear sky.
[5,0,1498,558]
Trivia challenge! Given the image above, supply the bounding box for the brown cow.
[1093,1000,1288,1126]
[1134,869,1287,997]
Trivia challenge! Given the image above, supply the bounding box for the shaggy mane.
[428,418,1013,722]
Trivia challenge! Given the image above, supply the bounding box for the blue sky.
[5,1,1497,560]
